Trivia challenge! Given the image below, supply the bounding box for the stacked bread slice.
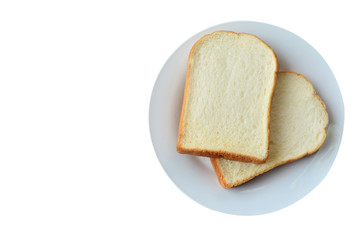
[177,31,278,163]
[176,31,329,188]
[211,72,329,188]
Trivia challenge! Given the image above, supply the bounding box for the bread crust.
[210,72,329,188]
[210,158,228,188]
[176,31,279,164]
[178,147,267,164]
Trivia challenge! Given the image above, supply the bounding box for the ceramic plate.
[149,21,344,215]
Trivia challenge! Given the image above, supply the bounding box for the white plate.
[149,21,344,215]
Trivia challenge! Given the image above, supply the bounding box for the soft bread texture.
[211,72,329,188]
[177,31,278,163]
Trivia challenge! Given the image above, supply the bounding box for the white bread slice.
[177,31,278,163]
[211,72,329,188]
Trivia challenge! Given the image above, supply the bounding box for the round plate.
[149,21,344,215]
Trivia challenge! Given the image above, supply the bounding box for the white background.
[0,0,358,239]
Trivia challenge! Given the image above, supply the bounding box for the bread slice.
[211,72,329,188]
[176,31,278,163]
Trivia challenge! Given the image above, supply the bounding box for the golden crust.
[211,151,325,188]
[211,72,329,188]
[210,158,228,188]
[176,31,279,163]
[178,147,267,164]
[211,158,265,188]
